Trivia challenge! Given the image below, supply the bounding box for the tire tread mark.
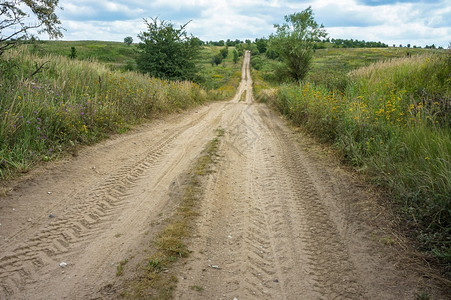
[0,108,212,298]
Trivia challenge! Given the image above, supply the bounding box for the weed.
[380,236,395,246]
[190,285,204,292]
[416,291,431,300]
[116,258,129,276]
[239,90,247,102]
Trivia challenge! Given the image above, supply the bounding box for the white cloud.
[52,0,450,47]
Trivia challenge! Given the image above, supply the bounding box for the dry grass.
[120,128,223,299]
[0,47,207,179]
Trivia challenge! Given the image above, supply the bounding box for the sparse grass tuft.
[121,128,223,299]
[116,258,129,276]
[416,291,431,300]
[190,285,204,292]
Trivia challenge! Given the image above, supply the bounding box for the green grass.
[27,40,139,70]
[0,47,208,179]
[26,41,243,97]
[254,49,451,277]
[196,46,242,99]
[116,258,129,276]
[254,47,439,91]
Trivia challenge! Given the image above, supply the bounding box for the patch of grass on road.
[121,128,223,299]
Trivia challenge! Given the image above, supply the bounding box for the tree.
[136,17,200,81]
[255,38,268,53]
[0,0,63,55]
[211,54,222,66]
[220,47,228,59]
[124,36,133,46]
[268,7,327,82]
[233,49,239,64]
[69,46,76,59]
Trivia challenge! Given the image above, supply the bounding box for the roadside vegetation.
[251,16,450,275]
[0,45,233,179]
[0,16,241,180]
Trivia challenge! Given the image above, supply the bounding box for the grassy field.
[27,41,242,98]
[253,47,439,91]
[254,48,451,276]
[0,42,242,180]
[196,46,242,99]
[28,40,139,70]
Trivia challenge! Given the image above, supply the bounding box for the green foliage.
[210,47,229,66]
[124,36,133,46]
[136,17,200,81]
[211,54,222,66]
[250,55,263,70]
[233,49,239,64]
[69,47,76,59]
[259,52,451,275]
[0,48,207,179]
[331,38,389,48]
[220,47,229,59]
[268,7,327,82]
[255,38,268,53]
[0,0,63,55]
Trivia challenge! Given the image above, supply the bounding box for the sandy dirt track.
[0,51,447,299]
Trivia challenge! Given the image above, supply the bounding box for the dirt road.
[0,51,446,299]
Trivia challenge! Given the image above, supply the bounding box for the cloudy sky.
[52,0,450,47]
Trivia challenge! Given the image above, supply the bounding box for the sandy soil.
[0,51,447,299]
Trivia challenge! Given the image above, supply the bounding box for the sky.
[46,0,451,47]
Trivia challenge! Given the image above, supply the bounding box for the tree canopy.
[269,7,327,82]
[0,0,63,55]
[124,36,133,46]
[136,17,200,82]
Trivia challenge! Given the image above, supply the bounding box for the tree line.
[1,1,443,84]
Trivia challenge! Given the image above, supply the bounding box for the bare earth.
[0,52,447,300]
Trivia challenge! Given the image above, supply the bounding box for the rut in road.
[174,52,445,299]
[0,51,446,300]
[0,95,227,298]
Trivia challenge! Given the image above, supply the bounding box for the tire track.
[258,105,366,299]
[0,107,214,298]
[174,51,446,300]
[176,50,365,298]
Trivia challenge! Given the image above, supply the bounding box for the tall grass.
[0,47,207,178]
[260,52,451,273]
